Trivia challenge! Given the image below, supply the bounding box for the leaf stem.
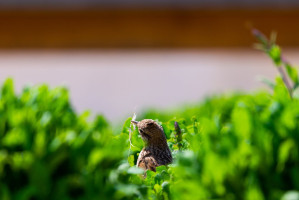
[174,121,182,151]
[277,65,293,98]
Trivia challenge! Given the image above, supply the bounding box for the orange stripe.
[0,8,298,48]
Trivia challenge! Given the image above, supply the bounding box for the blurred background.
[1,0,299,122]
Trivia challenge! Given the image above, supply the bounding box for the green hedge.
[1,32,299,200]
[0,79,133,200]
[139,87,299,200]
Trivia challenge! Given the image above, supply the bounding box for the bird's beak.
[131,120,138,125]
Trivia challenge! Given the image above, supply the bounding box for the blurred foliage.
[2,32,299,200]
[0,79,142,200]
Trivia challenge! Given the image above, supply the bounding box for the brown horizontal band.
[0,8,298,48]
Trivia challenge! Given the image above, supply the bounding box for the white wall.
[0,49,297,122]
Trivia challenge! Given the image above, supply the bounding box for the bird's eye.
[139,129,151,139]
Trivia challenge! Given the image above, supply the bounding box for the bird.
[131,119,172,172]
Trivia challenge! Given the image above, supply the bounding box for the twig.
[277,65,293,97]
[174,121,182,151]
[128,113,137,161]
[252,28,294,98]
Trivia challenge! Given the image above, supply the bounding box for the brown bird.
[131,119,172,172]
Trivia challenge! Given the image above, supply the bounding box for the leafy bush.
[124,31,299,200]
[0,79,138,200]
[2,31,299,200]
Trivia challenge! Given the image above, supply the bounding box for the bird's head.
[131,119,166,146]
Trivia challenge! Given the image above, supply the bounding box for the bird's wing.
[137,150,158,172]
[138,156,158,172]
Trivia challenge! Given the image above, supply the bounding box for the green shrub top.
[0,79,129,200]
[1,32,299,200]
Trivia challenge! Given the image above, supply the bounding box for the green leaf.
[245,185,265,200]
[259,76,275,89]
[281,191,299,200]
[285,64,299,86]
[127,166,144,174]
[278,139,295,171]
[268,45,281,66]
[122,117,132,134]
[128,155,135,167]
[2,78,14,98]
[232,105,252,139]
[273,77,291,101]
[156,165,167,173]
[2,129,27,148]
[162,181,170,193]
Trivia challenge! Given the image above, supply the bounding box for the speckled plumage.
[133,119,172,172]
